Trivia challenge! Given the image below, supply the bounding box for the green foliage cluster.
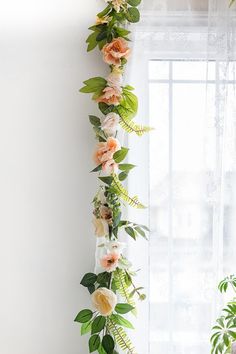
[75,0,151,353]
[211,275,236,354]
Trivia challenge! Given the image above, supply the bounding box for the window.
[148,60,236,354]
[127,55,236,353]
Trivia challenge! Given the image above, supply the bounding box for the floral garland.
[74,1,151,353]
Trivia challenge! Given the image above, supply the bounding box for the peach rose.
[93,137,121,166]
[96,86,122,106]
[102,37,130,66]
[100,252,120,272]
[93,217,108,237]
[101,112,120,137]
[91,288,117,316]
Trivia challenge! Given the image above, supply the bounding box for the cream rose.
[106,72,123,91]
[101,112,120,137]
[92,217,108,237]
[91,288,117,316]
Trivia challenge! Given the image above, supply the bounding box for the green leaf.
[119,163,136,171]
[89,334,101,353]
[135,226,148,239]
[98,102,114,115]
[99,176,114,186]
[113,147,129,163]
[96,30,108,42]
[81,321,92,335]
[114,27,131,37]
[91,316,106,334]
[110,314,134,329]
[115,303,134,314]
[125,7,140,23]
[88,285,96,294]
[125,226,137,240]
[80,77,107,93]
[127,0,141,6]
[80,273,97,287]
[121,90,138,116]
[119,172,128,181]
[97,272,111,285]
[102,334,115,354]
[124,85,135,91]
[91,164,102,173]
[89,115,101,126]
[97,5,112,18]
[74,309,93,323]
[86,32,99,52]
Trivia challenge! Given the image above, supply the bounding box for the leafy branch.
[211,275,236,354]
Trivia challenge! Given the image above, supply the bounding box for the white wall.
[0,1,106,353]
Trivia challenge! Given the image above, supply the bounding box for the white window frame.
[126,13,218,353]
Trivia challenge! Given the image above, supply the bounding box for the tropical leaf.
[107,318,136,354]
[111,174,146,209]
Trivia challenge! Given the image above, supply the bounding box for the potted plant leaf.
[211,275,236,354]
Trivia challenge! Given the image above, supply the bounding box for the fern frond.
[111,174,146,209]
[107,318,137,354]
[113,269,136,310]
[119,114,153,136]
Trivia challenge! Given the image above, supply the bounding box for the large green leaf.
[115,303,134,314]
[80,273,97,287]
[102,334,115,354]
[74,309,93,323]
[91,316,106,334]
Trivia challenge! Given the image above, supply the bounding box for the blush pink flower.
[100,252,120,272]
[93,137,121,166]
[106,72,123,91]
[96,86,122,106]
[102,159,118,174]
[101,112,120,137]
[102,37,130,66]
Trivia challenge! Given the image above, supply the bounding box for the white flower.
[105,241,126,255]
[106,71,123,91]
[91,288,117,316]
[101,112,120,137]
[105,0,126,13]
[98,189,107,204]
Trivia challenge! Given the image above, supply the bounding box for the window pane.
[173,61,215,80]
[148,60,228,354]
[149,61,170,80]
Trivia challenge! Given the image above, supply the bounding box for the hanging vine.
[74,0,149,353]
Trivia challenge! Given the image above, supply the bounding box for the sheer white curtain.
[127,1,236,353]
